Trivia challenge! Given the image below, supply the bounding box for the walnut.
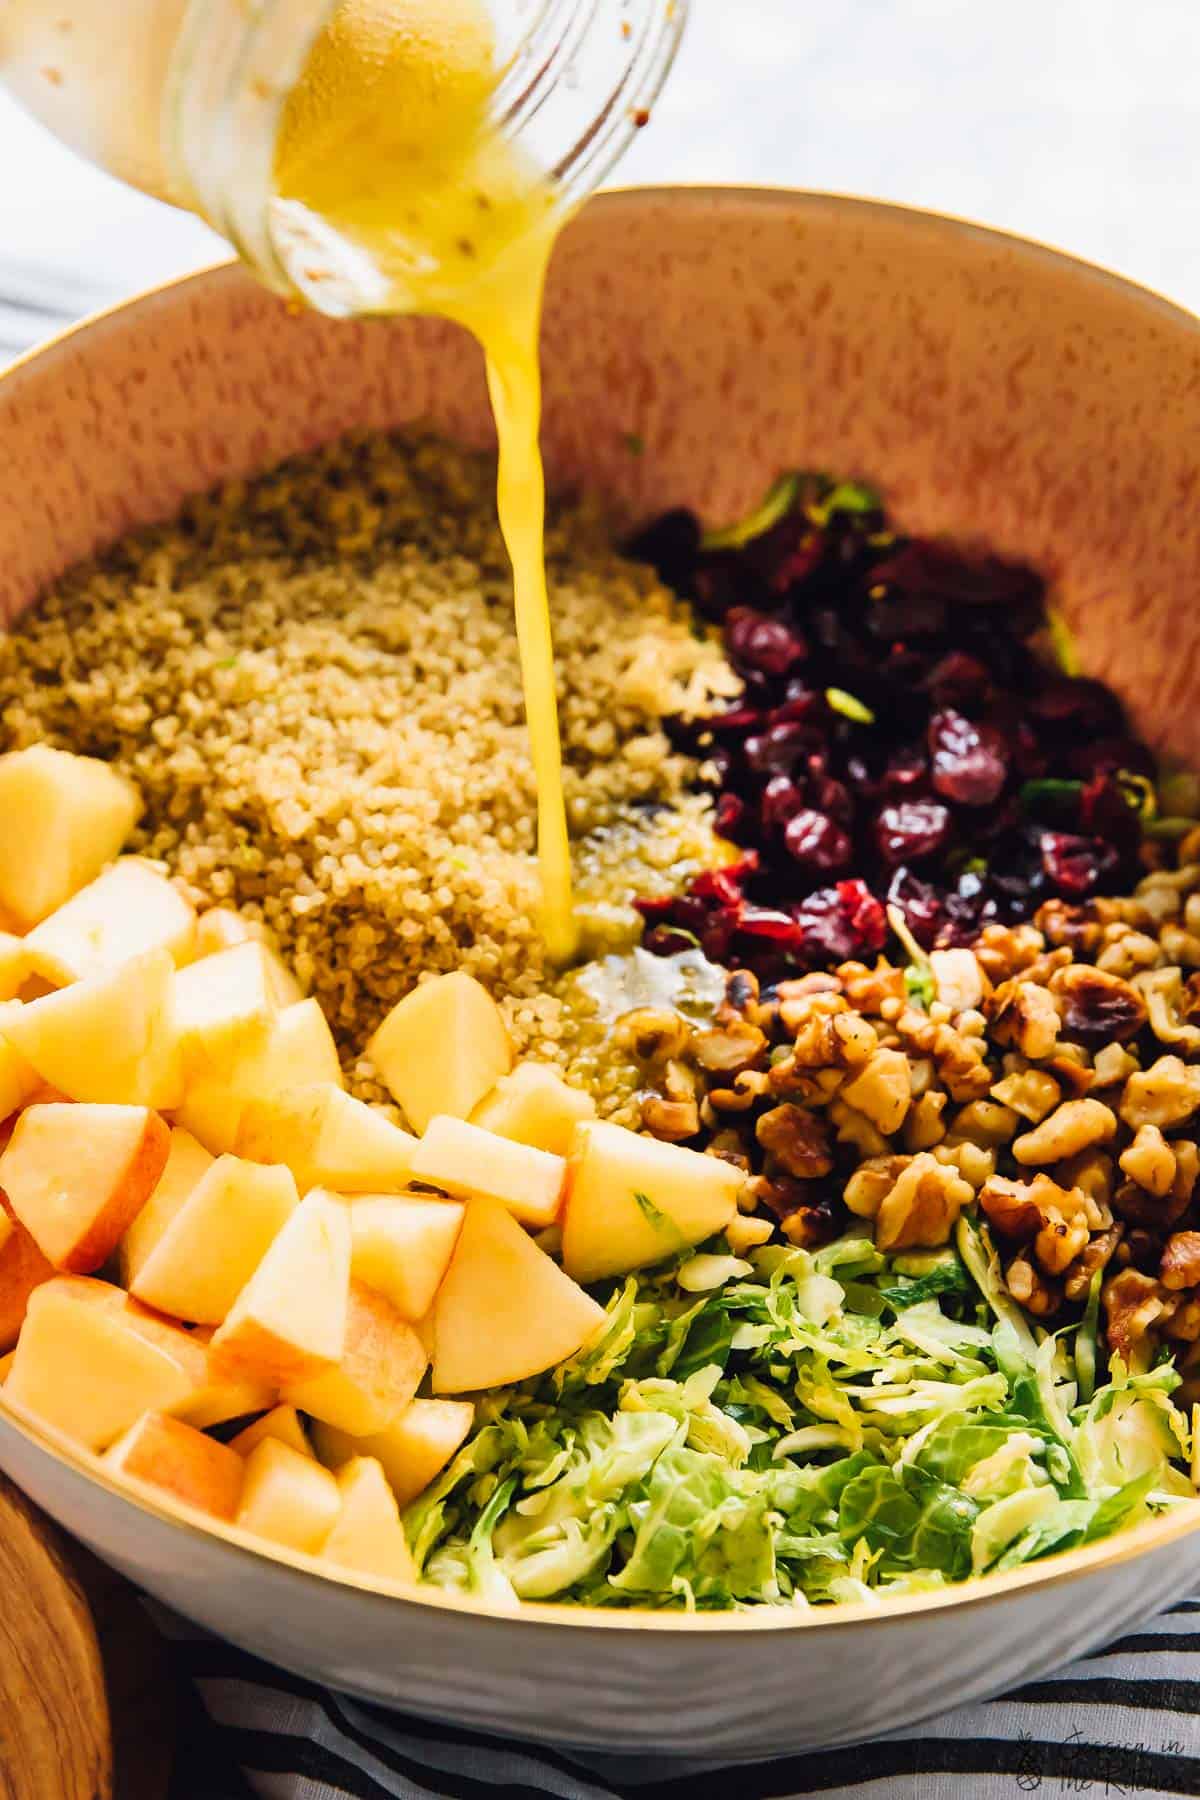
[755,1104,834,1180]
[662,1059,700,1102]
[1011,1097,1117,1165]
[719,968,760,1019]
[1034,898,1103,953]
[932,1140,995,1189]
[1091,1042,1138,1089]
[1096,931,1165,978]
[988,979,1060,1059]
[903,1090,948,1151]
[780,1204,840,1248]
[929,948,987,1014]
[640,1093,700,1142]
[743,1173,819,1220]
[1133,967,1200,1053]
[725,1212,774,1255]
[1164,1298,1200,1341]
[614,1007,691,1063]
[990,1067,1062,1123]
[945,1098,1020,1148]
[872,1152,973,1251]
[1049,964,1147,1044]
[837,958,906,1013]
[788,1008,877,1071]
[979,1175,1044,1239]
[1006,1255,1062,1318]
[690,1020,768,1075]
[1063,1223,1124,1303]
[1172,1140,1200,1208]
[1104,1267,1171,1358]
[1119,1055,1200,1130]
[838,1048,911,1134]
[828,1097,890,1158]
[1161,1231,1200,1291]
[1044,1052,1096,1098]
[704,1069,770,1114]
[974,922,1047,981]
[1052,1147,1115,1210]
[1118,1124,1177,1198]
[890,1006,993,1102]
[1034,1201,1093,1276]
[1112,1177,1192,1230]
[778,985,848,1035]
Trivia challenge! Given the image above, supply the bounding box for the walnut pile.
[626,845,1200,1377]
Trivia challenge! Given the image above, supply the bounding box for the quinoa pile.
[0,432,730,1069]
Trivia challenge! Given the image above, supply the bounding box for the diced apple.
[561,1120,744,1285]
[173,941,280,1078]
[432,1198,605,1394]
[23,858,196,987]
[411,1117,565,1229]
[0,745,141,928]
[285,1279,426,1436]
[194,908,262,958]
[210,1189,350,1387]
[236,1084,416,1194]
[118,1127,214,1289]
[128,1154,299,1325]
[312,1398,474,1508]
[0,1202,54,1350]
[349,1193,463,1321]
[230,1404,311,1460]
[170,1324,276,1430]
[318,1456,416,1583]
[235,1438,340,1553]
[470,1061,596,1156]
[0,934,28,1003]
[0,1034,39,1126]
[6,1279,196,1449]
[0,1103,169,1273]
[104,1411,244,1521]
[176,998,343,1155]
[0,947,182,1108]
[368,971,512,1134]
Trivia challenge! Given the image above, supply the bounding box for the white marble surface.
[2,0,1200,354]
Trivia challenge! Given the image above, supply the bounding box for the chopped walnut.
[828,1096,890,1158]
[1035,898,1103,954]
[945,1098,1020,1148]
[788,1007,877,1071]
[837,958,907,1012]
[704,1069,770,1114]
[843,1155,910,1219]
[978,1175,1044,1238]
[1006,1255,1062,1318]
[1091,1042,1138,1088]
[932,1140,995,1189]
[838,1047,911,1133]
[988,978,1061,1059]
[755,1104,834,1180]
[903,1090,948,1151]
[1104,1267,1171,1358]
[1052,1147,1115,1210]
[690,1020,768,1074]
[1119,1124,1177,1198]
[1160,1231,1200,1291]
[615,1007,691,1063]
[974,922,1047,981]
[725,1212,774,1255]
[1044,1051,1097,1098]
[890,1006,993,1102]
[990,1067,1062,1123]
[930,947,987,1014]
[1049,964,1147,1044]
[1119,1055,1200,1130]
[662,1058,700,1102]
[873,1152,973,1251]
[1011,1097,1117,1165]
[1095,930,1165,978]
[640,1093,700,1142]
[778,985,848,1035]
[1062,1223,1123,1302]
[1172,1140,1200,1208]
[1164,1297,1200,1342]
[780,1204,840,1248]
[1134,967,1200,1053]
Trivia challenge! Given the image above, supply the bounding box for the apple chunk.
[104,1412,244,1521]
[173,941,283,1078]
[0,1202,54,1350]
[561,1120,744,1284]
[0,1034,40,1125]
[235,1438,340,1553]
[118,1127,214,1290]
[0,934,29,1004]
[176,998,343,1155]
[368,971,512,1133]
[210,1188,351,1386]
[170,1324,276,1430]
[318,1456,417,1583]
[410,1117,565,1228]
[0,744,141,928]
[312,1398,474,1508]
[471,1061,596,1156]
[0,947,182,1108]
[230,1404,311,1460]
[286,1279,426,1436]
[23,858,196,986]
[237,1084,416,1193]
[6,1279,196,1449]
[432,1198,605,1394]
[349,1194,463,1321]
[0,1103,170,1273]
[128,1154,298,1325]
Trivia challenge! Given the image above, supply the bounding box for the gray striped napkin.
[156,1600,1200,1800]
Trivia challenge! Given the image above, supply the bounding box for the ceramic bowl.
[1,189,1199,1760]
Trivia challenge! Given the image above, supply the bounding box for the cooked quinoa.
[0,432,731,1071]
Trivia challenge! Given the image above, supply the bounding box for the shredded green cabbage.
[410,1228,1196,1612]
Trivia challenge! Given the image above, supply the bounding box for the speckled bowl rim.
[2,183,1199,1635]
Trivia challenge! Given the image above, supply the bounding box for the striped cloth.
[157,1601,1200,1800]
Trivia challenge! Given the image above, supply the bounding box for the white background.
[3,0,1200,354]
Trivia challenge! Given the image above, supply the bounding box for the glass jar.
[0,0,687,315]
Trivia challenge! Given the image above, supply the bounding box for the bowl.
[1,188,1199,1759]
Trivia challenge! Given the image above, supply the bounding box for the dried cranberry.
[744,720,817,776]
[881,745,929,795]
[725,607,808,677]
[737,907,803,943]
[784,809,852,874]
[642,924,705,956]
[1040,832,1121,899]
[928,709,1008,807]
[922,651,991,708]
[714,792,748,841]
[1079,772,1141,858]
[761,776,805,829]
[886,868,945,948]
[874,800,951,865]
[793,880,887,963]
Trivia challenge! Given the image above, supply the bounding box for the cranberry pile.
[631,474,1157,978]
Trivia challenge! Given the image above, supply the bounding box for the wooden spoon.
[0,1474,174,1799]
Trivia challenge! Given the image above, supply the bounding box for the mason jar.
[0,0,688,315]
